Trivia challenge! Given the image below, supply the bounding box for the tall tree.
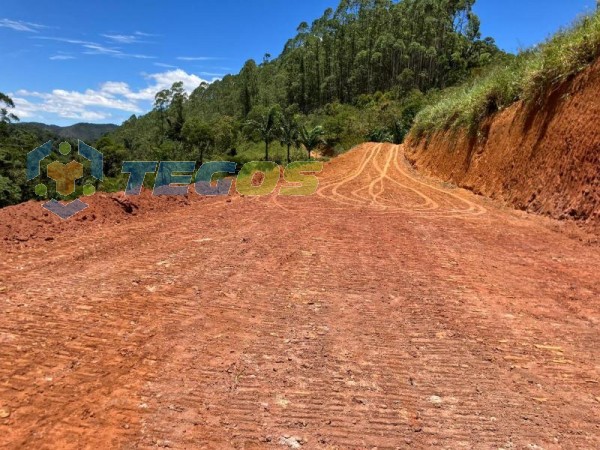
[166,82,187,141]
[182,118,214,165]
[240,60,259,117]
[245,107,279,161]
[0,93,19,124]
[279,109,300,163]
[153,82,188,143]
[153,89,170,143]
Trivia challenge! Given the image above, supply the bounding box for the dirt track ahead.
[1,143,599,449]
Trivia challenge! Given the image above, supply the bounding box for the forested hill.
[0,0,503,208]
[15,123,118,142]
[106,0,501,165]
[207,0,497,116]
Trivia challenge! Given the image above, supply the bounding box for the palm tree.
[298,125,325,160]
[0,93,19,124]
[279,112,300,164]
[245,106,279,161]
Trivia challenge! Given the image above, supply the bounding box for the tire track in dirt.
[273,143,485,218]
[354,144,436,211]
[324,143,381,208]
[0,196,244,447]
[0,143,599,449]
[136,195,600,449]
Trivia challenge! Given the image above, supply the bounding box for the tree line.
[108,0,499,165]
[1,0,502,207]
[193,0,497,117]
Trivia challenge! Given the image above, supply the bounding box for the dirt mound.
[0,190,197,248]
[0,145,377,249]
[405,59,600,234]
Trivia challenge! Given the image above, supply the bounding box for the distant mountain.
[15,122,119,142]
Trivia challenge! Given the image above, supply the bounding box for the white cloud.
[11,95,112,121]
[117,69,211,102]
[200,71,225,77]
[147,69,207,94]
[33,36,92,45]
[177,56,221,61]
[100,81,131,96]
[154,62,179,69]
[102,33,142,44]
[82,42,121,56]
[33,35,155,59]
[101,32,155,44]
[11,69,215,124]
[49,54,75,60]
[0,18,46,33]
[126,54,156,60]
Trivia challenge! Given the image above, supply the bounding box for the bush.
[366,128,393,143]
[0,175,21,207]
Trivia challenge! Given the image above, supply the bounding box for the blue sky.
[0,0,596,126]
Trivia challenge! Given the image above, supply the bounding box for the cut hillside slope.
[405,58,600,234]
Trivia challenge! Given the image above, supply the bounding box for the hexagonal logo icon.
[27,140,103,220]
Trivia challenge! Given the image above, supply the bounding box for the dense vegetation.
[1,94,40,205]
[19,0,599,208]
[0,99,115,206]
[15,122,119,142]
[411,8,600,138]
[0,112,66,207]
[105,0,500,169]
[0,0,503,207]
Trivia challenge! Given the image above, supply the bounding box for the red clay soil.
[405,59,600,235]
[1,143,599,449]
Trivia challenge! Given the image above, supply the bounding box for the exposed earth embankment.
[406,60,600,234]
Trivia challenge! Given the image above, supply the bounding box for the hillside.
[1,2,600,448]
[1,0,503,210]
[406,58,600,233]
[405,11,600,233]
[15,122,118,142]
[104,0,501,165]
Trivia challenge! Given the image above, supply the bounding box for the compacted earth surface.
[0,143,599,449]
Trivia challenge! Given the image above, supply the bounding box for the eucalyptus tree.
[153,89,170,142]
[153,82,188,143]
[240,59,259,117]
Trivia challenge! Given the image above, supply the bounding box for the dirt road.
[1,143,599,449]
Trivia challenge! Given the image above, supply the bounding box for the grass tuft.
[411,10,600,139]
